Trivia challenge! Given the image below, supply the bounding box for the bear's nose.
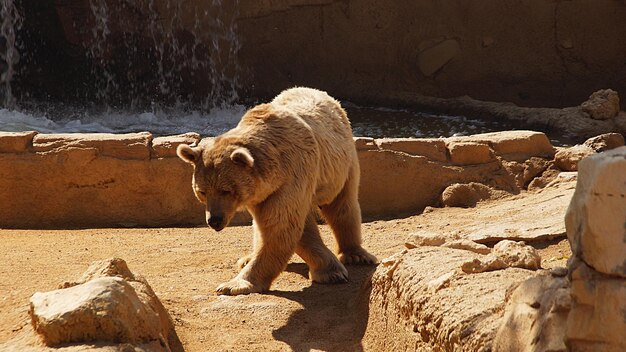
[208,216,224,231]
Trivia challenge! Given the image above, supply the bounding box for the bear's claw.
[339,248,379,265]
[310,263,349,284]
[216,278,262,295]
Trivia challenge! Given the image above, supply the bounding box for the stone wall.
[0,130,555,228]
[14,0,626,108]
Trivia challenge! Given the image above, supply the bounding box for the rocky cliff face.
[9,0,626,108]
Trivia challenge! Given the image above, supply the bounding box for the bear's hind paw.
[310,264,349,284]
[339,248,379,265]
[216,278,263,295]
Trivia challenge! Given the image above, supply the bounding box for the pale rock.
[554,145,594,171]
[0,131,37,153]
[32,132,153,160]
[353,137,377,151]
[152,132,200,158]
[364,247,536,351]
[375,138,447,161]
[406,231,449,247]
[462,241,541,273]
[30,277,164,347]
[446,141,494,165]
[441,239,491,254]
[566,259,626,351]
[448,131,555,160]
[583,132,625,152]
[493,274,569,352]
[493,240,542,270]
[580,89,620,120]
[565,146,626,277]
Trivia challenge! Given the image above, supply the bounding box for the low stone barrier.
[0,130,556,228]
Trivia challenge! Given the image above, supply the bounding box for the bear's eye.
[198,190,206,197]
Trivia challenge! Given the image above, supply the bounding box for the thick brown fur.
[177,87,377,295]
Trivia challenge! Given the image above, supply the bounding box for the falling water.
[85,0,241,110]
[0,0,22,109]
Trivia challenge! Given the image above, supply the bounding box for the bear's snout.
[208,215,225,231]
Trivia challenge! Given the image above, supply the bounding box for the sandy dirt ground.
[0,193,571,352]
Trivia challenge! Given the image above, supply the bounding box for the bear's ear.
[177,144,201,164]
[230,147,254,168]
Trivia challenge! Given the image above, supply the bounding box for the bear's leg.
[321,165,378,265]
[236,221,262,270]
[296,210,348,283]
[216,212,304,295]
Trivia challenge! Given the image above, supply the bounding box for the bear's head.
[177,138,257,231]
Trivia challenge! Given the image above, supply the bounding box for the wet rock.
[565,146,626,277]
[27,258,177,351]
[554,145,594,171]
[493,274,570,352]
[446,141,494,165]
[580,89,620,120]
[582,132,625,152]
[0,131,37,153]
[441,182,509,208]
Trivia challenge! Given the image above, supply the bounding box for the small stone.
[407,231,447,246]
[493,240,542,270]
[550,267,568,277]
[461,254,508,273]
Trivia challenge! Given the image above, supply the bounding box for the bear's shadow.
[269,263,376,352]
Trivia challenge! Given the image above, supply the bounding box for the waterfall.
[0,0,22,109]
[84,0,241,110]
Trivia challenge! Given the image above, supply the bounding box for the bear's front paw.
[216,278,263,295]
[339,247,379,265]
[236,254,253,270]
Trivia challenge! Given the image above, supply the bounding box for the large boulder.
[565,146,626,277]
[564,146,626,351]
[363,247,537,351]
[580,89,620,120]
[25,258,179,351]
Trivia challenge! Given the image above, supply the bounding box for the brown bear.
[177,87,377,295]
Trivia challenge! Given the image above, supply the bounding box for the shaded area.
[271,263,376,352]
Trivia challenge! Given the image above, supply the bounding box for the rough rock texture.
[25,258,179,351]
[363,247,537,351]
[30,277,163,346]
[492,240,542,270]
[566,259,626,351]
[36,1,626,109]
[554,145,595,171]
[564,146,626,351]
[441,239,491,255]
[0,130,563,228]
[441,182,509,208]
[0,131,37,153]
[493,273,570,352]
[580,89,620,120]
[461,240,541,274]
[446,141,494,165]
[582,132,625,152]
[565,147,626,277]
